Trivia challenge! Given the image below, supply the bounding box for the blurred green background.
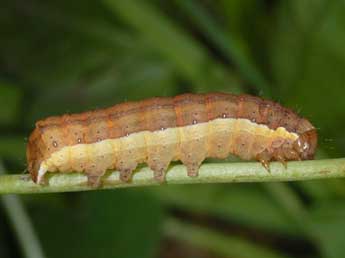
[1,0,345,257]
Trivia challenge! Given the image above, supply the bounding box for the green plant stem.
[0,158,344,195]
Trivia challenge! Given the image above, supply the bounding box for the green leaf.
[103,0,206,84]
[165,218,294,258]
[28,189,163,258]
[309,200,345,258]
[103,0,241,93]
[175,0,271,96]
[153,184,301,235]
[0,216,11,258]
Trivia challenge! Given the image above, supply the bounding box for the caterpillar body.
[26,93,317,186]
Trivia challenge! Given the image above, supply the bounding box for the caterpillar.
[26,93,317,186]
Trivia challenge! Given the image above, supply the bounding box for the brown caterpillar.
[26,93,317,186]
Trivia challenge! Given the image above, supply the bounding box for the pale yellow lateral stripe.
[37,118,298,183]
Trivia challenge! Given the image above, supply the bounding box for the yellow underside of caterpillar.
[37,118,298,183]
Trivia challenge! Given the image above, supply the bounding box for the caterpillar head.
[294,129,318,160]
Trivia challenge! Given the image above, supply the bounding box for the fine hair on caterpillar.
[26,92,317,186]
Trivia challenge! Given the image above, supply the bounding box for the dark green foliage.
[0,0,345,257]
[28,190,163,258]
